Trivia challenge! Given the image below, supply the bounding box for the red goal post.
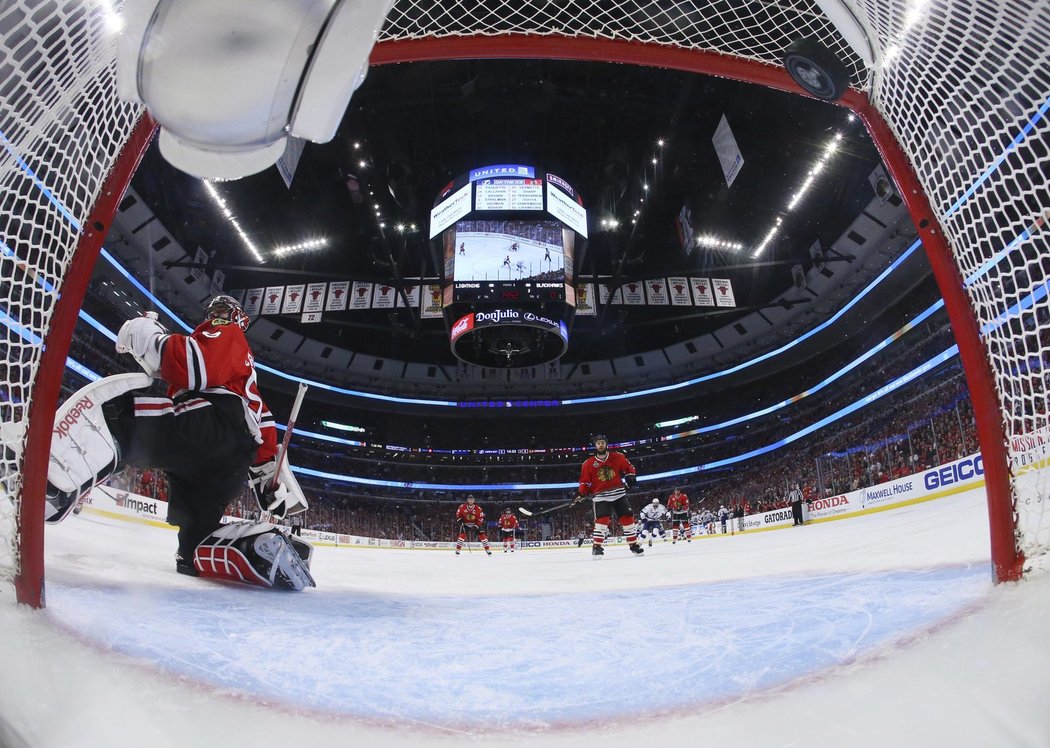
[2,0,1046,607]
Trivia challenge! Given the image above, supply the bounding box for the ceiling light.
[657,139,665,147]
[353,142,361,150]
[358,160,367,168]
[273,237,329,257]
[202,180,264,263]
[696,234,745,252]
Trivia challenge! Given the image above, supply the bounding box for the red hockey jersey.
[456,502,485,527]
[159,317,277,463]
[668,491,690,513]
[578,450,636,501]
[497,513,519,531]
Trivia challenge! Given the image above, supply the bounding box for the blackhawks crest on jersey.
[597,465,615,482]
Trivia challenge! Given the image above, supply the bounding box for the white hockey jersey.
[639,502,668,522]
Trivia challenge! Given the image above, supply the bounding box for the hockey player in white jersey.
[718,504,731,534]
[639,498,668,547]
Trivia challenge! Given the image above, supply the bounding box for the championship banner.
[575,283,596,316]
[281,284,305,314]
[598,282,611,305]
[621,282,644,305]
[372,284,397,308]
[243,287,264,316]
[712,278,736,307]
[668,276,691,306]
[191,247,208,283]
[326,281,349,311]
[398,285,420,309]
[645,278,669,305]
[262,286,284,315]
[350,281,372,310]
[304,283,326,313]
[421,284,443,318]
[210,268,225,297]
[544,360,561,379]
[690,278,714,306]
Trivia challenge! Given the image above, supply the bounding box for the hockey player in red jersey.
[455,495,492,555]
[45,295,314,590]
[576,435,644,558]
[497,507,520,552]
[668,486,692,543]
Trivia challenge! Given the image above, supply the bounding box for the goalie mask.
[206,294,250,331]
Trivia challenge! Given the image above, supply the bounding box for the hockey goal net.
[1,0,1047,606]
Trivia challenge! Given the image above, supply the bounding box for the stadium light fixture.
[273,237,329,257]
[202,180,264,263]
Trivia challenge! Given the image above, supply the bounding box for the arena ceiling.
[127,57,900,370]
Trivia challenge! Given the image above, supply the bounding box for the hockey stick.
[269,381,308,494]
[518,496,582,517]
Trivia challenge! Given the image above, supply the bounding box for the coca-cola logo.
[451,313,473,340]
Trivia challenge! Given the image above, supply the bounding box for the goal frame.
[11,34,1021,609]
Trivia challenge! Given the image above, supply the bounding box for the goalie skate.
[46,372,153,524]
[193,521,316,591]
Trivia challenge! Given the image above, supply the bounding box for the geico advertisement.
[862,452,983,509]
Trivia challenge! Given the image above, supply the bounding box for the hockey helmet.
[206,294,250,331]
[592,433,607,444]
[466,494,475,502]
[652,498,659,504]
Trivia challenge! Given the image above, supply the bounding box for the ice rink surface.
[2,487,1050,747]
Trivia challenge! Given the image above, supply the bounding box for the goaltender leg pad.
[193,520,316,591]
[46,372,153,524]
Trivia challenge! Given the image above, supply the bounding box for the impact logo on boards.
[924,454,984,490]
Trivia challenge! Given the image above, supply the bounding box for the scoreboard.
[430,164,586,368]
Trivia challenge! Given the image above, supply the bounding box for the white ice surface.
[456,232,563,282]
[2,487,1049,747]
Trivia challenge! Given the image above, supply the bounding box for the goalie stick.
[270,381,308,494]
[518,496,582,517]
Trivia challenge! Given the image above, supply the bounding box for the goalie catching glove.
[115,313,169,377]
[249,457,309,519]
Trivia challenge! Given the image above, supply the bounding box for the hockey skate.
[46,372,153,524]
[591,544,604,558]
[629,543,645,555]
[193,521,316,591]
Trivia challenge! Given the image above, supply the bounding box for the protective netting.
[0,0,141,587]
[856,0,1050,562]
[1,0,1048,593]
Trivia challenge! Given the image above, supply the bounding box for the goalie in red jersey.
[576,435,644,558]
[45,295,314,590]
[497,507,520,553]
[455,495,492,555]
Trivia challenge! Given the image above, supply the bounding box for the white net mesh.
[1,0,1047,594]
[857,0,1050,562]
[0,0,141,588]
